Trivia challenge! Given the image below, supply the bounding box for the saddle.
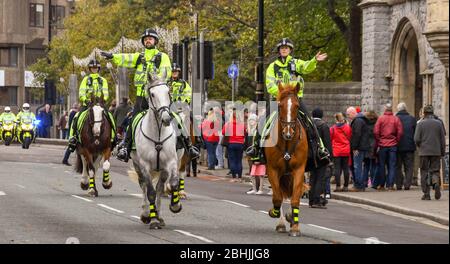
[76,109,116,145]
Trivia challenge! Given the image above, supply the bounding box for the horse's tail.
[279,172,293,198]
[75,153,83,174]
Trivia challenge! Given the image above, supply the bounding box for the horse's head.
[146,75,172,126]
[90,105,105,143]
[277,82,300,141]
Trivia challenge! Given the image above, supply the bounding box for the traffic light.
[44,79,56,105]
[172,43,183,68]
[204,41,214,80]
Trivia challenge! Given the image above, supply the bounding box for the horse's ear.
[295,82,301,94]
[278,82,284,93]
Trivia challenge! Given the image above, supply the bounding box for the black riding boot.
[68,116,79,152]
[182,135,199,160]
[117,123,132,162]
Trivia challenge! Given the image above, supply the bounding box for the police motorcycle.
[0,119,16,146]
[16,117,39,149]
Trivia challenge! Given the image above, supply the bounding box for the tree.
[327,0,362,81]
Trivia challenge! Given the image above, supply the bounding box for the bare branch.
[327,0,348,35]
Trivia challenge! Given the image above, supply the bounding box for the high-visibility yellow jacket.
[169,78,192,104]
[266,55,317,98]
[79,73,109,106]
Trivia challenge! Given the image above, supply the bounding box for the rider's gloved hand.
[100,51,113,60]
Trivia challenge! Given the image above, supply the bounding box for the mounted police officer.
[169,63,192,104]
[101,28,198,162]
[246,38,330,164]
[68,59,114,152]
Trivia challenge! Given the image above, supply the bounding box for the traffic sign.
[227,63,239,79]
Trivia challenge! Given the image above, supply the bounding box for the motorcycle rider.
[15,103,36,142]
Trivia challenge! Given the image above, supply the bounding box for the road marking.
[283,200,309,206]
[364,237,389,244]
[97,204,124,214]
[173,229,214,243]
[221,200,250,208]
[129,193,143,198]
[71,195,93,203]
[130,215,141,220]
[14,184,26,189]
[259,210,268,214]
[65,237,80,244]
[0,191,6,196]
[307,224,347,234]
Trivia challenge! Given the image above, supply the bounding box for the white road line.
[258,210,268,214]
[129,193,143,198]
[173,229,214,243]
[0,191,6,196]
[283,200,309,206]
[15,184,26,189]
[97,204,124,214]
[307,224,347,234]
[221,200,250,208]
[130,215,141,220]
[71,195,93,203]
[364,237,390,244]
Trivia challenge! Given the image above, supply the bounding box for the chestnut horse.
[75,95,113,197]
[265,82,308,237]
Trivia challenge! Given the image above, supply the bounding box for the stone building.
[0,0,74,110]
[360,0,448,137]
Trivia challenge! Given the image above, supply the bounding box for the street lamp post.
[256,0,264,102]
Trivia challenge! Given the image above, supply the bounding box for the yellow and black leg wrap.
[292,207,300,225]
[269,206,281,218]
[148,204,158,220]
[171,191,180,206]
[179,179,185,191]
[103,170,110,183]
[89,177,95,189]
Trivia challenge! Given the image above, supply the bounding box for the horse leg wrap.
[292,207,299,224]
[179,179,185,191]
[89,177,95,189]
[148,204,158,220]
[269,206,281,218]
[103,170,110,182]
[171,191,180,206]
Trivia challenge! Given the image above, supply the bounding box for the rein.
[138,82,173,171]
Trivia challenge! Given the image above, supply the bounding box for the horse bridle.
[147,82,172,121]
[278,93,300,139]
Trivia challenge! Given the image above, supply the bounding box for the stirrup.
[68,137,77,152]
[116,147,129,162]
[189,146,200,160]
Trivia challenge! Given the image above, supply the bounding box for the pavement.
[197,162,449,226]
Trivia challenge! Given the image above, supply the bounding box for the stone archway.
[390,18,424,117]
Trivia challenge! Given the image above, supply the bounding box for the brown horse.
[264,82,308,237]
[75,95,113,197]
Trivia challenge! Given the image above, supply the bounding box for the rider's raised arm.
[265,63,279,98]
[296,57,317,75]
[112,53,140,69]
[157,53,172,82]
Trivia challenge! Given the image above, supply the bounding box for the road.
[0,144,448,244]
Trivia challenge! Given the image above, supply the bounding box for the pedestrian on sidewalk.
[374,103,403,191]
[246,113,266,194]
[309,108,332,208]
[57,110,69,139]
[414,105,445,200]
[62,103,79,166]
[201,109,220,170]
[363,110,378,188]
[347,107,370,191]
[222,108,246,182]
[395,102,416,190]
[330,112,352,192]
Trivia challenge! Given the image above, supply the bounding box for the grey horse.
[130,77,183,229]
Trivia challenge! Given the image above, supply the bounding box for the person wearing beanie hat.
[309,107,332,208]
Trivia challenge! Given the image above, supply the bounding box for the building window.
[30,3,44,28]
[26,48,46,67]
[0,47,18,67]
[51,5,66,29]
[25,87,44,106]
[0,87,18,106]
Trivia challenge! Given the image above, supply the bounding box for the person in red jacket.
[330,112,352,192]
[373,103,404,191]
[222,108,246,181]
[200,109,221,170]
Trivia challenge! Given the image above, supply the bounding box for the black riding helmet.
[141,28,160,46]
[276,38,294,51]
[88,59,101,71]
[172,62,181,72]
